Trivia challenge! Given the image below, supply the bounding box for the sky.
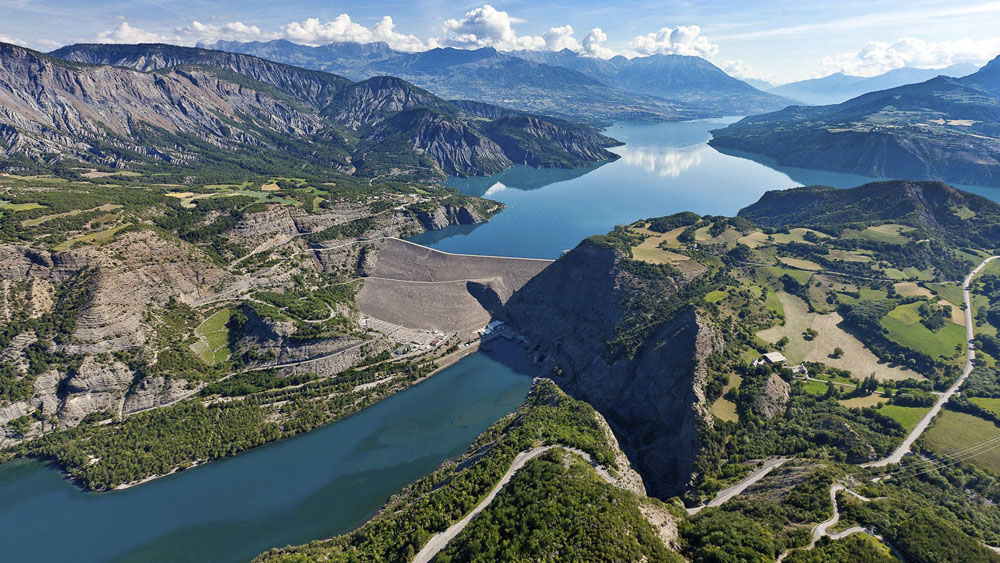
[1,0,999,84]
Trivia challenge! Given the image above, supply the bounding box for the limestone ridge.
[709,54,1000,186]
[503,238,721,498]
[1,42,620,178]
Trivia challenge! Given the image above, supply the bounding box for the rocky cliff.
[2,42,622,178]
[503,239,720,498]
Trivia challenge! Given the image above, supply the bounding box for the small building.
[752,351,788,367]
[481,320,504,336]
[790,364,809,376]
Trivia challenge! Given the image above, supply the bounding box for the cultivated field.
[925,410,1000,473]
[190,308,232,365]
[881,302,965,360]
[758,292,920,381]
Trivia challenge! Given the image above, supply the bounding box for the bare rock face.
[504,240,720,498]
[59,356,135,426]
[122,376,190,415]
[754,373,790,420]
[411,204,487,231]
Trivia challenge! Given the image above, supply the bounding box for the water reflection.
[450,162,607,196]
[711,146,886,188]
[617,144,706,178]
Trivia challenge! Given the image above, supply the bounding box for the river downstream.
[2,118,999,561]
[0,354,532,562]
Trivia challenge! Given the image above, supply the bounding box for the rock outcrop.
[504,239,720,498]
[1,42,622,178]
[753,373,790,420]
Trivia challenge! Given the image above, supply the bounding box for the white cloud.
[178,21,273,43]
[441,4,543,50]
[280,15,430,51]
[97,21,178,44]
[582,28,615,58]
[721,59,781,84]
[0,33,24,45]
[628,25,718,58]
[542,25,580,52]
[822,37,1000,76]
[88,8,728,68]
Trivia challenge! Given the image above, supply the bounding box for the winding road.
[412,446,605,563]
[413,448,792,562]
[864,255,999,468]
[686,457,789,515]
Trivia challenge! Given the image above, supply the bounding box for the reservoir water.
[410,118,1000,258]
[3,118,999,561]
[0,353,532,562]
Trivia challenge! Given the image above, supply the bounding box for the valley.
[2,27,1000,563]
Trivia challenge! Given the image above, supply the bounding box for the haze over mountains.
[1,42,619,179]
[768,63,982,105]
[710,54,1000,187]
[205,39,793,122]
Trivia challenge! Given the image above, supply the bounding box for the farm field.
[0,201,45,212]
[52,223,132,252]
[757,292,919,380]
[925,410,1000,473]
[838,394,887,409]
[876,404,931,433]
[778,256,822,271]
[190,308,232,365]
[970,397,1000,418]
[843,224,913,244]
[881,303,966,360]
[710,397,739,422]
[22,203,121,227]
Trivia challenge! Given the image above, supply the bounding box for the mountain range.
[0,42,619,180]
[205,39,793,122]
[768,63,981,105]
[709,54,1000,187]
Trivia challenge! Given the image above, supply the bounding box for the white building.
[481,320,504,336]
[752,351,788,367]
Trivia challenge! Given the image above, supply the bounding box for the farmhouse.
[752,351,788,367]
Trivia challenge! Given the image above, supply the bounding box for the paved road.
[777,483,874,561]
[686,457,789,515]
[809,485,846,548]
[412,445,605,563]
[864,256,999,468]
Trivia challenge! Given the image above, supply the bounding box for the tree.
[831,347,844,359]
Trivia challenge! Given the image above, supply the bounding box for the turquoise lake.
[410,118,1000,258]
[3,118,999,561]
[0,353,532,562]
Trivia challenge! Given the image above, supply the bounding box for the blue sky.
[2,0,999,83]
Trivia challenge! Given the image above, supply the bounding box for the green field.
[843,224,913,244]
[801,379,831,395]
[769,265,813,284]
[705,290,729,304]
[925,410,1000,473]
[52,223,132,252]
[0,200,45,212]
[970,397,1000,418]
[190,309,232,365]
[876,404,930,432]
[881,302,966,360]
[926,283,965,307]
[711,397,739,422]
